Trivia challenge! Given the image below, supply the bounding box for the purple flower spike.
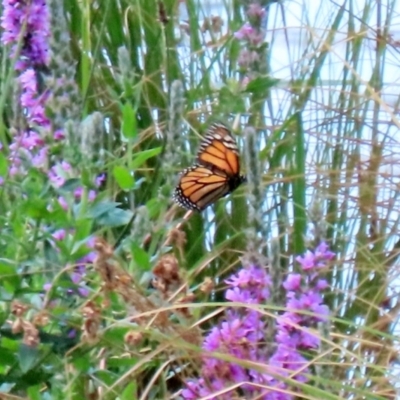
[19,69,50,126]
[247,3,266,20]
[234,22,254,40]
[182,243,334,399]
[283,273,302,291]
[234,22,265,45]
[1,0,51,177]
[296,242,334,271]
[1,0,50,69]
[295,251,316,270]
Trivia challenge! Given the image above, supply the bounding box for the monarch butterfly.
[173,123,246,211]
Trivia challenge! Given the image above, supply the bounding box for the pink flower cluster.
[234,3,266,73]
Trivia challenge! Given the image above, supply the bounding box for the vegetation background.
[0,0,399,398]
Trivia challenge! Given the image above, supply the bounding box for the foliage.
[0,0,399,398]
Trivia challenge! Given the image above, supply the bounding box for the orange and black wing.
[173,165,231,211]
[196,123,241,177]
[173,123,246,211]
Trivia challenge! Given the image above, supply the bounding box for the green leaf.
[0,151,8,177]
[18,344,40,373]
[146,198,163,218]
[121,102,137,140]
[59,178,81,193]
[107,357,138,369]
[218,86,246,114]
[71,355,91,372]
[113,165,135,190]
[27,385,41,400]
[131,242,150,270]
[0,260,15,276]
[0,343,17,373]
[130,147,162,170]
[89,201,122,218]
[102,327,129,345]
[80,167,92,187]
[89,202,133,226]
[73,218,93,242]
[96,207,133,227]
[0,275,20,299]
[21,198,49,219]
[93,370,117,386]
[244,76,280,94]
[121,381,137,400]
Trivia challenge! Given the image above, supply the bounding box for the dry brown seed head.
[11,301,29,317]
[124,330,143,346]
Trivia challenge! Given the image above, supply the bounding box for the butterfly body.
[173,123,245,211]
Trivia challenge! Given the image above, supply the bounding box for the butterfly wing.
[196,123,241,177]
[173,165,230,211]
[173,123,245,211]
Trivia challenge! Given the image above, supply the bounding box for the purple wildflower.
[296,242,335,270]
[72,187,98,202]
[182,243,334,399]
[247,3,266,20]
[95,173,106,187]
[233,1,269,87]
[52,229,66,241]
[283,273,301,291]
[31,146,47,167]
[1,0,50,69]
[1,0,51,176]
[67,329,77,339]
[73,187,84,198]
[238,49,260,70]
[182,264,271,399]
[57,196,68,210]
[70,270,90,297]
[234,22,255,40]
[270,242,334,381]
[48,162,102,203]
[44,236,96,300]
[19,69,50,126]
[48,161,72,187]
[234,22,264,45]
[53,129,65,140]
[225,264,271,303]
[88,190,97,201]
[8,129,48,174]
[316,279,329,290]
